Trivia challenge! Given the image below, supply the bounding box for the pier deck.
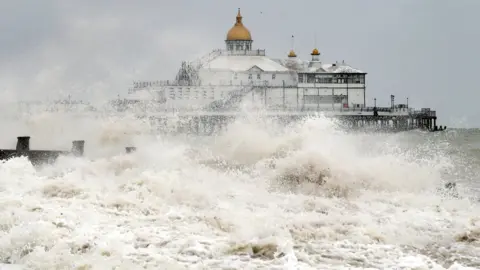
[11,102,442,134]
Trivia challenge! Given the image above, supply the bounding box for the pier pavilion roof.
[198,9,365,75]
[202,54,364,74]
[203,55,290,72]
[318,63,364,73]
[273,58,364,74]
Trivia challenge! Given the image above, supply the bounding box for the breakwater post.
[16,136,30,153]
[72,140,85,157]
[125,147,137,153]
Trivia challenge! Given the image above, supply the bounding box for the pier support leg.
[201,117,207,135]
[194,117,199,134]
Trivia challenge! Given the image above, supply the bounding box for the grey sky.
[0,0,478,127]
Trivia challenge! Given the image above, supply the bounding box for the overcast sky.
[0,0,478,127]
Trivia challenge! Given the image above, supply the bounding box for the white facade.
[126,10,367,112]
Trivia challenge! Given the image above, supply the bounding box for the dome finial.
[310,32,320,60]
[288,35,297,58]
[236,8,242,24]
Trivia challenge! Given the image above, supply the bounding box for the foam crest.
[210,114,448,195]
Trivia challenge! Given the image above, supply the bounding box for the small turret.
[311,48,320,61]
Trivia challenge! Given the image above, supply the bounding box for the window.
[272,74,276,80]
[248,74,252,79]
[307,74,315,83]
[315,75,333,84]
[346,75,363,84]
[304,95,345,104]
[298,74,304,83]
[358,75,365,84]
[257,74,261,80]
[234,73,238,80]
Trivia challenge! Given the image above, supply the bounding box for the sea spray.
[0,110,478,269]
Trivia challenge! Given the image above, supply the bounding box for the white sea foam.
[0,111,479,269]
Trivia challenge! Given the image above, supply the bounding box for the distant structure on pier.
[126,8,367,110]
[120,8,439,132]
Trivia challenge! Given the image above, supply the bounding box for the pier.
[136,105,442,135]
[11,93,444,136]
[114,9,448,135]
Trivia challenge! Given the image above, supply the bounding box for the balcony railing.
[131,80,178,90]
[218,49,266,56]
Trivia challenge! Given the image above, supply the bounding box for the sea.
[0,111,479,270]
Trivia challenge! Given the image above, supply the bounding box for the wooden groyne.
[0,136,84,165]
[0,136,136,166]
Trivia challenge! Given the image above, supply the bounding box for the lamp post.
[407,97,409,108]
[374,98,376,107]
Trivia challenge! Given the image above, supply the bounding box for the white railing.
[7,100,436,119]
[131,80,176,90]
[203,85,254,111]
[129,50,222,92]
[218,49,266,56]
[190,49,222,70]
[412,110,436,117]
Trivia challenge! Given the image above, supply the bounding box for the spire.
[236,8,243,25]
[288,35,297,58]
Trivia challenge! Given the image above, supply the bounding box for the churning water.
[0,111,479,270]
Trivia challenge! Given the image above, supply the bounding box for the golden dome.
[311,48,320,55]
[226,9,252,41]
[288,50,297,58]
